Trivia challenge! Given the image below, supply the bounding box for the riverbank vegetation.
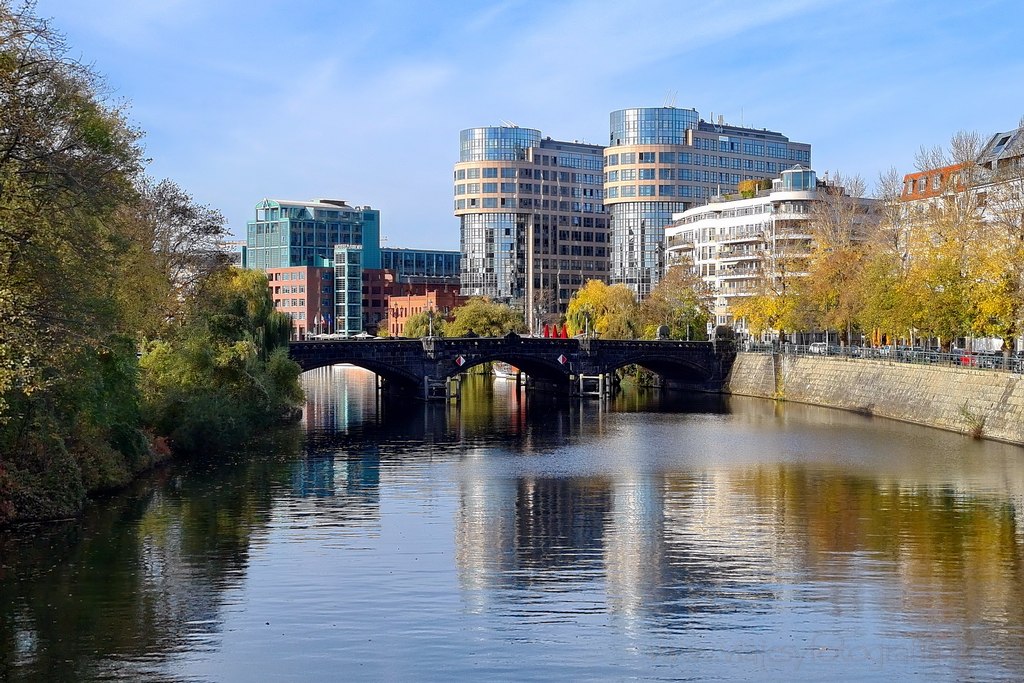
[0,3,302,524]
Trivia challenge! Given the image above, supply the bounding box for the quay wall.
[725,353,1024,445]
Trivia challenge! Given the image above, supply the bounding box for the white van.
[808,342,827,354]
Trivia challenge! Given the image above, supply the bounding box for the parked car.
[975,351,1002,369]
[808,342,827,354]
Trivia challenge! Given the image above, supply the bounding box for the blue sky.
[34,0,1024,249]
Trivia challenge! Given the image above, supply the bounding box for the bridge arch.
[595,353,715,384]
[440,353,572,384]
[297,357,421,390]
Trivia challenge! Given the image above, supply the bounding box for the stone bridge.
[288,335,736,399]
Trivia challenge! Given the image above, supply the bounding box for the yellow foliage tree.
[565,280,639,339]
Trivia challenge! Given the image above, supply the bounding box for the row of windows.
[275,298,305,308]
[607,182,737,199]
[455,183,604,198]
[605,153,795,174]
[530,261,606,275]
[605,143,810,164]
[255,208,367,222]
[455,197,603,212]
[455,167,604,184]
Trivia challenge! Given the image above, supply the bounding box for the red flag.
[543,323,549,338]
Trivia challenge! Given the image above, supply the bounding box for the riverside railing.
[739,343,1024,374]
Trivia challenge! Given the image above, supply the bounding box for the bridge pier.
[577,372,612,397]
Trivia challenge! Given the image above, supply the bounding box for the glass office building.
[245,198,381,271]
[455,126,607,332]
[605,107,811,299]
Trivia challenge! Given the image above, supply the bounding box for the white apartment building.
[665,167,877,339]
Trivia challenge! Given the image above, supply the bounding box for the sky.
[32,0,1024,249]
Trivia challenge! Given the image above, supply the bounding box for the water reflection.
[1,365,1023,680]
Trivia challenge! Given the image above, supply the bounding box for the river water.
[2,366,1024,681]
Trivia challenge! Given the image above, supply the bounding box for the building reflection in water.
[450,388,1024,668]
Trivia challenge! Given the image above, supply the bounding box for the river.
[2,365,1024,681]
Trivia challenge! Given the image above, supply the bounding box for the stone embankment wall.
[726,353,1024,445]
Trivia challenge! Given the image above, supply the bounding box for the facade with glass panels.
[333,245,364,337]
[380,247,460,282]
[605,107,811,299]
[245,198,381,271]
[455,126,607,332]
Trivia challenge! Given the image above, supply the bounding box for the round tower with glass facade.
[455,125,607,332]
[605,106,811,300]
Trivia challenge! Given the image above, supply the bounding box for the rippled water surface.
[3,366,1024,681]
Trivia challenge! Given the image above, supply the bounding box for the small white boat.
[492,361,519,380]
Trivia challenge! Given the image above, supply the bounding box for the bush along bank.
[0,268,303,526]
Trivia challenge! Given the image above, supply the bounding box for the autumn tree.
[900,131,992,347]
[639,264,712,339]
[983,143,1024,351]
[565,280,639,339]
[800,173,876,343]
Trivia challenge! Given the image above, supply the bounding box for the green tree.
[403,311,437,338]
[139,268,302,454]
[444,298,525,337]
[0,2,148,522]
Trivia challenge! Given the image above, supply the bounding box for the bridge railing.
[739,343,1024,374]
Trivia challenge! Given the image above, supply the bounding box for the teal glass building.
[245,198,381,270]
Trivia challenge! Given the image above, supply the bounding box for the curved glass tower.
[605,106,810,299]
[455,126,606,332]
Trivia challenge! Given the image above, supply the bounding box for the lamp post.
[427,307,435,338]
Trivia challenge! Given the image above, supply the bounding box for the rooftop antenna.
[663,90,677,108]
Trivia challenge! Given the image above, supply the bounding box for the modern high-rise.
[454,126,607,332]
[245,198,381,270]
[604,107,811,299]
